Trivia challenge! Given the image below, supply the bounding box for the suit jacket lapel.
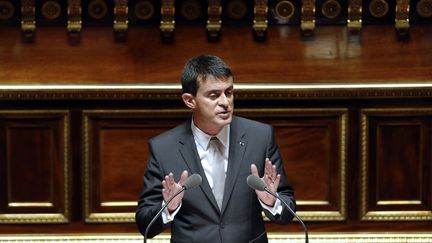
[178,122,221,213]
[221,117,247,215]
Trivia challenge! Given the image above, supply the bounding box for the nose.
[218,93,229,106]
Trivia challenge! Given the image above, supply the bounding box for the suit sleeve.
[262,125,296,224]
[135,140,168,238]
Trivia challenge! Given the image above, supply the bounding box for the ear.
[182,93,196,109]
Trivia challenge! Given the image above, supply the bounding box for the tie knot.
[209,137,224,154]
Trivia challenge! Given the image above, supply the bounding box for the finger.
[250,164,259,176]
[163,175,170,188]
[264,159,272,176]
[162,180,170,200]
[264,160,273,182]
[162,179,167,189]
[271,164,277,180]
[273,174,281,189]
[164,175,172,189]
[178,170,189,186]
[168,172,175,186]
[162,188,169,200]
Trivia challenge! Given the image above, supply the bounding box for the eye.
[225,89,233,97]
[208,92,219,99]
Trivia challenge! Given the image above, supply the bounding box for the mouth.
[218,110,230,114]
[217,110,231,118]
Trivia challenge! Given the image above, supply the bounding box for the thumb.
[250,164,259,177]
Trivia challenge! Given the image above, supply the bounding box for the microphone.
[144,174,202,243]
[247,174,309,243]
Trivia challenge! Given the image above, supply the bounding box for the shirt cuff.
[161,201,182,224]
[259,194,283,216]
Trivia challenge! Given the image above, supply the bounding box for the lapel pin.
[239,142,245,146]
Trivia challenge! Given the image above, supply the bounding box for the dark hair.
[181,55,233,96]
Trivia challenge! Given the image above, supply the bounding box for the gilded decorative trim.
[8,202,54,207]
[321,0,342,19]
[1,233,432,242]
[67,0,82,34]
[395,0,410,30]
[369,0,389,18]
[0,213,68,224]
[253,0,268,38]
[160,0,175,37]
[274,1,295,20]
[301,0,315,34]
[86,213,135,223]
[41,1,62,20]
[0,110,70,224]
[0,0,14,20]
[83,113,91,222]
[237,108,348,221]
[417,0,432,18]
[113,0,128,33]
[360,108,432,221]
[21,0,36,38]
[348,0,362,31]
[82,109,190,223]
[101,201,137,206]
[206,0,221,39]
[2,83,432,100]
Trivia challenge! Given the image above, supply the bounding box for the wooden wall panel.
[82,110,190,223]
[0,96,430,234]
[361,108,432,221]
[1,26,432,84]
[237,108,348,221]
[0,111,70,223]
[81,108,348,223]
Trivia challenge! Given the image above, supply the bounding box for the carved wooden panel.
[82,109,190,223]
[237,108,348,221]
[361,108,432,220]
[82,108,347,223]
[0,110,70,223]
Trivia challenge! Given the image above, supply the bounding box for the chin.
[218,116,232,126]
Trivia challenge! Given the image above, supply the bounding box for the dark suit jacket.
[136,116,296,243]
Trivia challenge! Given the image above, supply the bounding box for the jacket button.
[220,222,225,229]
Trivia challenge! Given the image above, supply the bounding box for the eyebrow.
[205,85,234,93]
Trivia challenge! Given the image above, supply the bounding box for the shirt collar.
[191,120,229,151]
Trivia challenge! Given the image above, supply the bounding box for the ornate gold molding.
[321,0,342,19]
[206,0,221,40]
[253,0,268,39]
[8,202,54,207]
[417,0,432,18]
[395,0,410,37]
[348,0,362,31]
[113,0,128,41]
[1,83,432,100]
[0,0,14,20]
[67,0,82,37]
[369,0,389,18]
[21,0,36,41]
[301,0,315,35]
[360,108,432,221]
[1,233,432,242]
[160,0,175,40]
[41,0,62,20]
[0,110,70,224]
[274,0,295,20]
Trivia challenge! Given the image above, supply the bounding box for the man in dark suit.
[136,55,296,243]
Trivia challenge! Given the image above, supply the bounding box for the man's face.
[184,75,234,135]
